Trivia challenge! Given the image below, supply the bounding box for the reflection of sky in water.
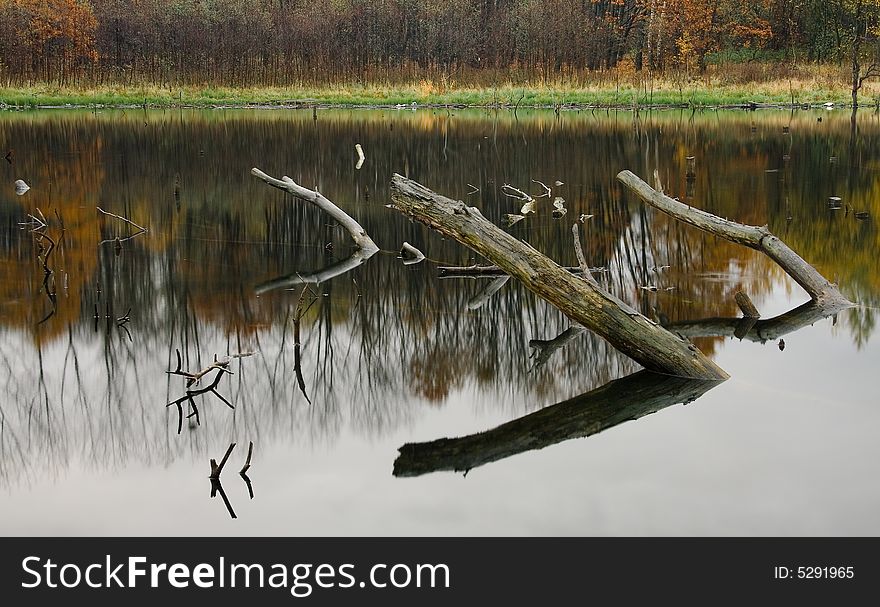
[1,109,879,535]
[4,285,878,536]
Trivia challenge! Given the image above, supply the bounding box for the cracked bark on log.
[389,173,728,380]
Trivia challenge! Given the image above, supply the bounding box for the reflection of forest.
[0,108,877,484]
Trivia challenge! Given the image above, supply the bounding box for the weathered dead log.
[389,174,728,380]
[617,170,852,306]
[734,291,761,318]
[394,370,721,477]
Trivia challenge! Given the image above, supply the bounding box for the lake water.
[0,107,878,535]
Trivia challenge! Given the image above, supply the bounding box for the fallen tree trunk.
[394,370,721,477]
[617,170,852,306]
[389,174,728,380]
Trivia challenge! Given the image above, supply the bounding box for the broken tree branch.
[166,350,238,433]
[571,223,598,286]
[251,167,379,254]
[389,174,728,380]
[210,442,236,480]
[240,441,254,476]
[252,167,379,291]
[734,291,761,318]
[616,170,852,306]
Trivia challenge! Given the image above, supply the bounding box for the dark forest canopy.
[0,0,879,88]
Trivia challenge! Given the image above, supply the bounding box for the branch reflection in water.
[0,108,877,496]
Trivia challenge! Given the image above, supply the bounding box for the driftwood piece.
[394,370,721,477]
[617,170,852,306]
[571,223,598,286]
[389,174,728,380]
[251,168,379,292]
[252,168,378,252]
[400,241,426,265]
[734,291,761,318]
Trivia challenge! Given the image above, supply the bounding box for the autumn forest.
[1,0,880,90]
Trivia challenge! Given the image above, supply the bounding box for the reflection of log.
[394,370,721,477]
[617,170,852,306]
[466,276,509,310]
[252,167,378,291]
[528,325,586,367]
[666,298,853,342]
[389,174,727,380]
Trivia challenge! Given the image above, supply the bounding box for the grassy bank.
[2,71,878,109]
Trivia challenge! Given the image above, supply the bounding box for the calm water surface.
[0,107,878,535]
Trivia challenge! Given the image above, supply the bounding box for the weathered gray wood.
[735,291,761,318]
[571,223,598,286]
[393,370,721,477]
[389,174,728,380]
[252,167,379,255]
[617,170,851,306]
[252,167,379,292]
[399,241,426,265]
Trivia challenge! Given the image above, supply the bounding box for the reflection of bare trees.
[1,108,878,489]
